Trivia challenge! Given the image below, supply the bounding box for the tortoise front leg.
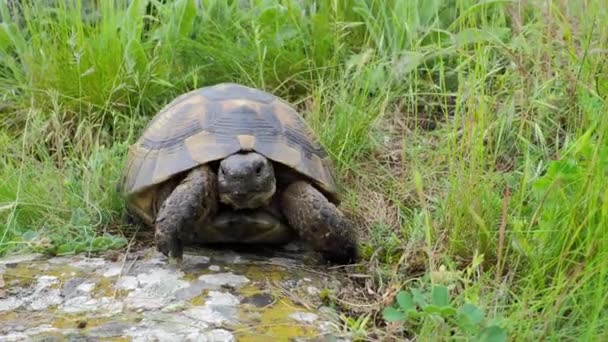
[155,164,218,262]
[280,181,358,264]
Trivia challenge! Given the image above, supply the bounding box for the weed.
[383,284,506,341]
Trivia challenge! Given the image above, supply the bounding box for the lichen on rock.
[0,246,351,341]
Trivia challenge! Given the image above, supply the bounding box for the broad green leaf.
[422,304,442,314]
[432,285,450,307]
[411,288,427,308]
[459,303,485,325]
[382,307,407,322]
[478,325,507,342]
[396,291,414,311]
[407,309,422,319]
[440,306,458,316]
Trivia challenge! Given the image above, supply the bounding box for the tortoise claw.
[155,229,183,261]
[280,181,359,265]
[166,254,183,268]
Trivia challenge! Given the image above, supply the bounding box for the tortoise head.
[217,152,276,209]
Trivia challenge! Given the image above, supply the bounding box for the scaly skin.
[217,152,276,209]
[280,181,358,264]
[154,165,218,262]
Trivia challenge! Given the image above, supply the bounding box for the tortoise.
[118,83,358,264]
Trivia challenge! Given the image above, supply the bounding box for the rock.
[125,289,169,311]
[269,256,298,266]
[28,289,62,311]
[36,276,59,289]
[70,258,107,269]
[197,272,250,288]
[76,282,95,293]
[160,301,189,313]
[127,328,188,342]
[123,268,190,311]
[213,252,243,264]
[174,280,210,301]
[115,276,138,290]
[0,332,29,341]
[182,254,211,269]
[307,285,320,296]
[242,292,274,307]
[183,291,240,326]
[206,291,240,307]
[61,296,123,314]
[102,265,123,278]
[0,247,345,341]
[61,278,86,299]
[128,312,203,341]
[183,306,230,325]
[289,311,319,323]
[15,325,60,340]
[61,295,99,313]
[88,322,132,338]
[0,297,23,311]
[0,253,44,266]
[200,329,236,341]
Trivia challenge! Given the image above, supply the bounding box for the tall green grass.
[1,0,606,339]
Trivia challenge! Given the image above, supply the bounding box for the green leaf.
[0,23,12,52]
[406,309,422,319]
[176,0,197,37]
[432,285,450,307]
[411,288,427,309]
[57,243,76,255]
[417,0,441,26]
[396,291,414,311]
[454,27,510,47]
[423,304,442,314]
[440,306,458,316]
[459,303,485,325]
[478,325,507,342]
[21,230,39,241]
[382,307,407,322]
[91,235,127,250]
[125,39,148,74]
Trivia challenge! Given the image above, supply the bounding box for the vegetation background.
[1,0,606,340]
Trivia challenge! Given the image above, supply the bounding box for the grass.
[1,0,606,340]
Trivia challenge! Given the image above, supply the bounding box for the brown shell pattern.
[119,83,337,222]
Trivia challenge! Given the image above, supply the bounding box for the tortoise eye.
[255,165,262,175]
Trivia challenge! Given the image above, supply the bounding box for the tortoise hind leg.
[155,164,218,262]
[280,181,358,264]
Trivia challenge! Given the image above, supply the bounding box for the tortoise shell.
[118,83,338,224]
